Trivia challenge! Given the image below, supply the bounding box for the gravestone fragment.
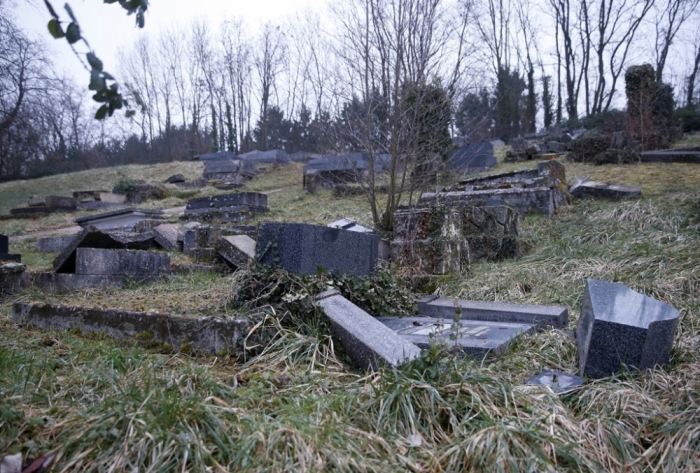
[256,222,379,276]
[524,370,584,393]
[35,236,73,253]
[418,295,568,330]
[215,235,256,269]
[75,208,163,231]
[45,196,77,209]
[316,289,421,370]
[377,316,534,357]
[569,178,641,200]
[0,263,26,297]
[578,279,679,379]
[75,248,170,277]
[153,224,181,251]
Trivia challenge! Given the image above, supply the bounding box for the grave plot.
[10,195,77,216]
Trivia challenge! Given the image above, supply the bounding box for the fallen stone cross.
[577,279,679,379]
[316,289,421,370]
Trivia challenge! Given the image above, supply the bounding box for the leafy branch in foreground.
[43,0,148,119]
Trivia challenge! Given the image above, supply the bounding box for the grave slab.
[524,370,584,393]
[215,235,256,269]
[45,195,77,209]
[75,248,169,276]
[569,178,641,200]
[35,236,73,253]
[316,290,421,370]
[186,192,268,212]
[257,222,379,276]
[74,207,163,231]
[418,295,568,330]
[53,227,156,273]
[13,302,249,355]
[420,187,556,217]
[578,279,679,379]
[640,148,700,163]
[376,316,534,357]
[153,223,181,251]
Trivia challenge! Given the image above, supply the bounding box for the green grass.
[1,152,700,471]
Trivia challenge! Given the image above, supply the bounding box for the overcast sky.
[11,0,326,87]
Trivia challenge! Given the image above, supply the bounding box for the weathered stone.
[421,187,555,217]
[182,206,251,223]
[578,279,679,379]
[53,227,156,273]
[45,195,77,209]
[215,235,256,269]
[316,289,422,370]
[524,370,584,393]
[257,222,379,276]
[0,234,7,254]
[153,224,181,251]
[164,174,186,184]
[186,192,268,212]
[74,208,164,231]
[510,137,529,152]
[449,141,497,173]
[569,178,641,200]
[0,263,26,297]
[640,148,700,164]
[10,206,70,216]
[22,273,130,293]
[377,315,534,357]
[75,248,169,277]
[12,302,249,355]
[28,196,46,207]
[418,295,568,330]
[35,236,73,253]
[536,160,566,185]
[188,248,218,263]
[95,192,128,204]
[73,190,108,201]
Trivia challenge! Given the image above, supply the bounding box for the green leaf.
[95,104,109,120]
[65,22,81,44]
[47,19,64,39]
[86,52,103,72]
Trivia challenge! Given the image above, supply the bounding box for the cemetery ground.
[1,138,700,471]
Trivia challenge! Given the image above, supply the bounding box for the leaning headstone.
[316,289,421,370]
[577,279,680,379]
[524,370,584,393]
[377,316,534,357]
[75,248,170,277]
[418,295,568,330]
[215,235,256,269]
[0,234,21,263]
[256,222,379,276]
[569,178,641,200]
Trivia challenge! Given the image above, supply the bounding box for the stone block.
[257,222,379,276]
[188,248,218,263]
[28,196,46,207]
[420,187,556,217]
[73,190,107,201]
[570,178,641,200]
[578,279,679,379]
[75,208,163,231]
[153,224,181,251]
[96,192,128,204]
[182,206,251,223]
[537,160,566,185]
[45,195,78,209]
[376,316,534,356]
[0,263,26,297]
[12,302,249,356]
[75,248,169,277]
[186,192,268,212]
[316,289,421,370]
[10,206,66,215]
[418,295,568,330]
[216,235,256,269]
[53,227,156,273]
[35,236,73,253]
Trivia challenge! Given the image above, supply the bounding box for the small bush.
[676,106,700,133]
[568,131,610,163]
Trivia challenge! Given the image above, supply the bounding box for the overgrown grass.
[1,155,700,471]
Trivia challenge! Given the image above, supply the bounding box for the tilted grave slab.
[75,248,170,277]
[256,222,379,276]
[569,178,641,200]
[153,223,181,251]
[577,279,679,379]
[215,235,256,269]
[418,295,568,330]
[376,316,534,356]
[74,207,163,231]
[316,290,421,370]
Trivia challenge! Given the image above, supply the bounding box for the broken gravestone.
[74,208,164,231]
[0,262,26,298]
[153,223,181,251]
[75,248,169,277]
[577,279,679,379]
[256,222,379,276]
[376,316,534,357]
[316,289,421,370]
[215,235,256,269]
[417,295,568,330]
[569,178,641,200]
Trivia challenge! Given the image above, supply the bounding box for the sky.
[10,0,327,88]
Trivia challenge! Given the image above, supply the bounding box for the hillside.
[1,141,700,471]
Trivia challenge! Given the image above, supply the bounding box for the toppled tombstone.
[153,223,181,251]
[524,370,584,393]
[448,141,497,174]
[215,235,256,269]
[392,204,520,274]
[74,208,164,231]
[73,190,109,202]
[256,222,379,276]
[316,289,421,370]
[181,224,255,264]
[302,153,390,190]
[377,316,534,357]
[35,236,73,253]
[577,279,679,379]
[417,295,568,330]
[328,218,391,260]
[53,226,156,273]
[13,302,249,356]
[0,234,21,263]
[640,147,700,164]
[164,174,185,184]
[183,192,267,223]
[123,182,168,204]
[0,262,26,297]
[75,248,169,277]
[569,178,641,200]
[28,195,45,207]
[45,195,78,209]
[569,131,610,163]
[505,145,540,162]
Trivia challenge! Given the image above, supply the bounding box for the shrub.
[568,131,610,163]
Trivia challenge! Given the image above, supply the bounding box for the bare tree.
[221,17,253,152]
[254,23,287,151]
[652,0,699,83]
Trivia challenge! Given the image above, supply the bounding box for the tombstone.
[0,234,21,263]
[640,148,700,164]
[577,279,679,379]
[0,263,26,297]
[45,195,78,209]
[569,178,641,200]
[75,248,169,277]
[95,192,128,204]
[35,236,73,253]
[524,370,584,393]
[316,289,421,370]
[216,235,256,269]
[376,316,534,357]
[153,224,181,251]
[449,141,497,174]
[74,208,164,231]
[256,222,379,276]
[28,196,46,207]
[185,192,268,213]
[418,295,567,330]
